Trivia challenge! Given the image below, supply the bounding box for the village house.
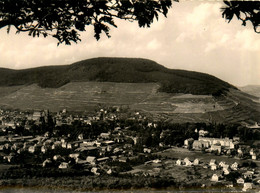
[237,178,245,184]
[41,146,47,153]
[78,134,84,140]
[252,153,257,160]
[211,174,219,182]
[242,183,253,192]
[199,130,209,137]
[243,171,254,180]
[176,159,182,166]
[67,143,72,149]
[223,168,230,175]
[59,162,69,169]
[61,142,67,148]
[222,164,229,170]
[91,167,100,175]
[192,140,210,150]
[3,155,13,163]
[107,168,112,175]
[53,155,62,161]
[209,159,216,166]
[237,148,243,156]
[231,162,238,170]
[198,137,234,149]
[143,148,151,153]
[211,164,217,171]
[211,144,221,153]
[28,144,36,153]
[184,138,194,149]
[100,132,110,139]
[183,157,192,166]
[118,157,128,163]
[86,156,96,165]
[193,158,200,165]
[69,153,80,160]
[218,161,226,168]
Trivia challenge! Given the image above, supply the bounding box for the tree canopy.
[0,0,259,45]
[0,0,174,45]
[222,1,260,34]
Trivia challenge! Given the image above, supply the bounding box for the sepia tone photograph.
[0,0,259,192]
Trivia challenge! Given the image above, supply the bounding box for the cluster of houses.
[0,108,259,192]
[184,130,258,160]
[175,157,259,192]
[0,113,155,177]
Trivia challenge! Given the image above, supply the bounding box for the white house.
[143,148,151,153]
[107,169,112,175]
[67,143,72,149]
[184,138,194,148]
[242,183,252,192]
[249,148,254,156]
[243,171,254,179]
[209,159,216,166]
[219,161,226,168]
[59,162,69,169]
[183,157,192,166]
[193,158,200,165]
[86,156,96,165]
[252,153,257,160]
[69,153,80,159]
[237,178,244,184]
[223,168,230,175]
[211,164,217,171]
[28,145,36,153]
[176,159,182,166]
[41,146,47,153]
[211,174,219,182]
[91,167,100,175]
[53,155,62,161]
[231,162,238,170]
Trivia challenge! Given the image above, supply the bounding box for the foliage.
[222,1,260,33]
[0,0,174,45]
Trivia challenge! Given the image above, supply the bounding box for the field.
[155,147,245,165]
[0,82,220,113]
[0,82,258,123]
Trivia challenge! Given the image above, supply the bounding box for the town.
[0,107,259,192]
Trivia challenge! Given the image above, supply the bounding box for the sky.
[0,1,259,87]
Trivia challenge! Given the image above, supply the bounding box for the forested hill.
[0,57,236,95]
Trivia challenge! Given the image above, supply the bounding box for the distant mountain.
[0,57,235,95]
[239,85,260,98]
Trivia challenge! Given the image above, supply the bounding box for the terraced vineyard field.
[0,82,258,123]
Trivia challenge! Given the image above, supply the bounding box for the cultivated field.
[0,82,220,113]
[0,82,258,123]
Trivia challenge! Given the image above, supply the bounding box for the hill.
[0,57,259,124]
[0,57,235,95]
[239,85,260,99]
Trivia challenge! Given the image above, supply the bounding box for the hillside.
[0,57,259,124]
[0,57,235,95]
[239,85,260,99]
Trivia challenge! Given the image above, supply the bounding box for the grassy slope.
[0,57,235,95]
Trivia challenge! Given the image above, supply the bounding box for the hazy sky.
[0,1,259,87]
